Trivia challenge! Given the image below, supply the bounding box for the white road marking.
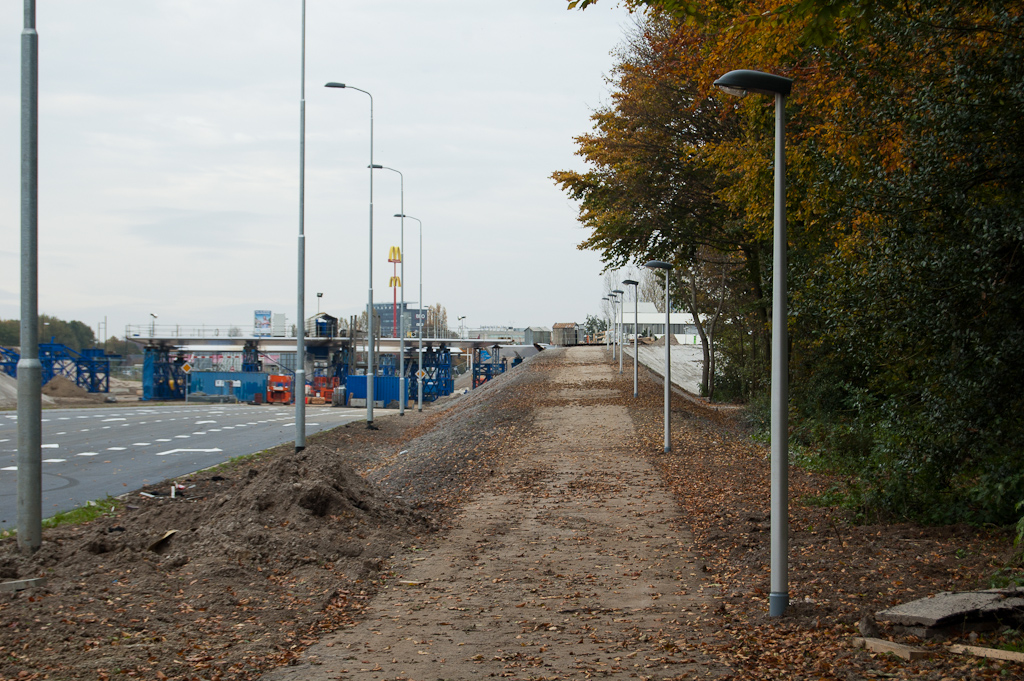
[41,444,59,449]
[77,453,99,457]
[155,438,172,442]
[2,466,16,471]
[195,420,216,425]
[107,447,126,451]
[174,435,190,439]
[103,418,126,422]
[42,458,66,463]
[133,443,151,446]
[155,448,223,457]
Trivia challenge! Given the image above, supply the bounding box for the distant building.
[372,303,426,338]
[618,302,699,338]
[551,322,581,346]
[524,326,551,345]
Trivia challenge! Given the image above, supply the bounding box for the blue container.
[345,375,408,407]
[187,371,268,403]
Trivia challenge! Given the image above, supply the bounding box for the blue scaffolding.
[1,342,117,393]
[473,346,506,388]
[143,347,187,401]
[410,345,453,402]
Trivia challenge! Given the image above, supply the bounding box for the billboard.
[254,310,272,337]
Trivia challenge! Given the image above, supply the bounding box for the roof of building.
[552,322,578,329]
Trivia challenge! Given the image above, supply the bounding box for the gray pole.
[294,0,307,451]
[418,218,423,411]
[17,0,41,554]
[664,276,671,452]
[325,83,375,427]
[379,168,405,415]
[611,289,624,374]
[769,92,789,617]
[622,279,638,397]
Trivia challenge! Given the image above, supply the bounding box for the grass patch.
[0,495,123,538]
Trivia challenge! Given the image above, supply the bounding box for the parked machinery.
[267,374,293,404]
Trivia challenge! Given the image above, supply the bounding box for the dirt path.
[263,346,724,681]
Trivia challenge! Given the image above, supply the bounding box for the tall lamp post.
[372,165,407,416]
[601,296,611,350]
[609,292,619,360]
[645,261,673,452]
[18,0,42,554]
[294,0,308,451]
[325,81,377,429]
[622,279,639,397]
[611,289,624,374]
[395,213,423,411]
[714,68,793,618]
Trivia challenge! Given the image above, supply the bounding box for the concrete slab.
[877,588,1024,628]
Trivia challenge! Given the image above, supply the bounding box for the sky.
[0,0,635,341]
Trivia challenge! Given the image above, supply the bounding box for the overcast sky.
[0,1,634,340]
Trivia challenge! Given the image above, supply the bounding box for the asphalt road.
[0,403,369,529]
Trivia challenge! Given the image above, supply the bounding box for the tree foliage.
[0,315,97,352]
[560,0,1024,523]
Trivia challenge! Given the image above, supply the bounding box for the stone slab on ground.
[852,637,931,660]
[877,588,1024,628]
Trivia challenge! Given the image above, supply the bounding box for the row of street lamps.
[602,69,793,617]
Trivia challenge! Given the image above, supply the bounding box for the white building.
[615,302,700,339]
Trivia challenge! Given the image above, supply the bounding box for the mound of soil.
[0,431,435,679]
[40,375,94,399]
[0,371,57,409]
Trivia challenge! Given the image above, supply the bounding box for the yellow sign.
[389,276,402,287]
[388,246,402,263]
[181,363,192,374]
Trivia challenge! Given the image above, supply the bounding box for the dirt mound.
[0,371,57,408]
[40,375,92,398]
[649,332,681,346]
[0,433,434,679]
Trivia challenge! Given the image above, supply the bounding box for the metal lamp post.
[645,261,672,452]
[601,296,611,350]
[609,292,620,360]
[294,0,308,451]
[372,165,407,416]
[325,82,377,429]
[18,0,42,554]
[395,213,423,411]
[611,289,624,374]
[714,68,793,618]
[622,279,639,397]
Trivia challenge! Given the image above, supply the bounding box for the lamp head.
[324,82,347,89]
[645,260,673,271]
[713,69,793,97]
[369,164,383,169]
[622,279,638,287]
[611,289,624,296]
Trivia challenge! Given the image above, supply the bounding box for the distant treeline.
[0,316,97,352]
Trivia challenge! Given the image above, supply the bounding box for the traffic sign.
[181,363,192,374]
[415,370,427,379]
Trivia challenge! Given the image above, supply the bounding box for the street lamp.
[150,313,158,337]
[458,316,466,340]
[325,81,377,429]
[601,296,611,349]
[622,279,639,397]
[611,289,624,374]
[715,68,793,618]
[373,165,407,416]
[295,0,308,453]
[395,213,423,411]
[645,261,672,453]
[608,293,619,360]
[316,292,322,315]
